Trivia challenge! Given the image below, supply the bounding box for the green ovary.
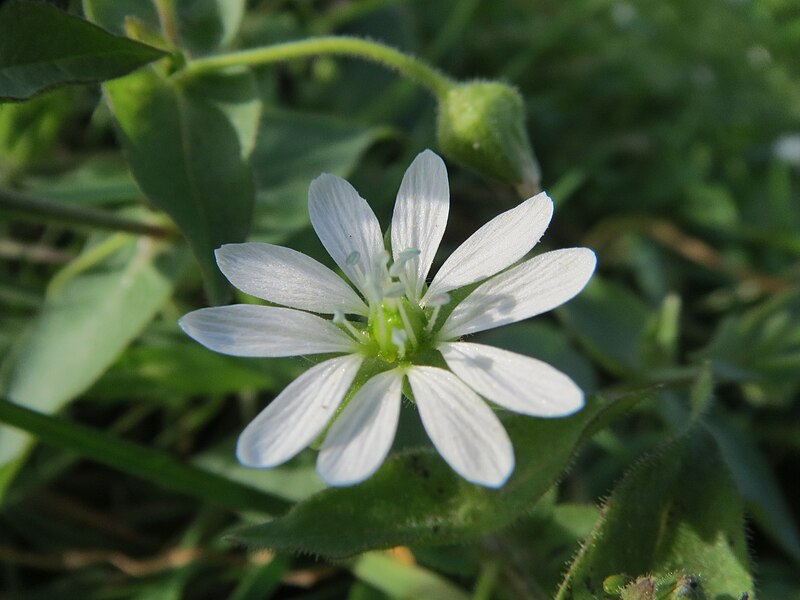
[368,299,428,364]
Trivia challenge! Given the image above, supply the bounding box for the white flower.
[179,150,596,488]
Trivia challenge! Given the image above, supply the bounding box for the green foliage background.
[1,0,800,598]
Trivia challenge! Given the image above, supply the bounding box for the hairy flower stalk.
[180,150,596,488]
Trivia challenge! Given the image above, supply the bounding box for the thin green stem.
[0,399,291,515]
[46,233,129,299]
[472,561,500,600]
[153,0,180,46]
[183,36,454,98]
[0,188,173,238]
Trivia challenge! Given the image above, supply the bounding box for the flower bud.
[436,81,541,195]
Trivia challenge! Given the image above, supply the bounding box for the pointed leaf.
[175,0,247,55]
[0,399,289,514]
[556,427,754,600]
[352,552,469,600]
[0,1,164,101]
[103,66,258,304]
[228,388,649,558]
[0,234,189,498]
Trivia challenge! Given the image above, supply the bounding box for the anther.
[391,329,407,359]
[384,282,406,298]
[346,251,361,266]
[388,248,420,277]
[333,309,363,341]
[425,292,451,307]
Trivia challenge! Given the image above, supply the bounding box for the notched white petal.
[317,369,404,486]
[440,247,596,339]
[236,354,362,468]
[424,192,553,305]
[216,243,367,315]
[308,173,385,294]
[391,149,449,299]
[178,305,358,357]
[408,366,514,488]
[440,342,584,417]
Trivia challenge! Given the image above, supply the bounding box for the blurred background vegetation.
[1,0,800,598]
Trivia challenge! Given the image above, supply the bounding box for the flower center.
[335,247,448,364]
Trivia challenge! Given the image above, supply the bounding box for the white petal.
[439,247,596,339]
[216,243,367,316]
[407,366,514,488]
[317,369,403,486]
[423,193,553,305]
[308,173,385,295]
[237,354,363,467]
[179,305,357,357]
[439,342,584,417]
[391,150,449,299]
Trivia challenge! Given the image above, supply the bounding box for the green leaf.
[22,154,141,206]
[175,0,247,55]
[0,88,74,172]
[0,233,189,498]
[195,444,326,503]
[502,500,601,596]
[228,555,290,600]
[250,108,390,243]
[103,67,259,303]
[0,399,288,514]
[709,416,800,563]
[558,277,652,376]
[228,388,649,558]
[697,290,800,406]
[352,552,469,600]
[555,427,755,600]
[89,342,279,400]
[0,1,165,101]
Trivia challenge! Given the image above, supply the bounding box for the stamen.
[333,310,363,341]
[346,251,361,266]
[425,292,451,307]
[426,307,440,333]
[349,260,369,297]
[424,293,451,334]
[376,251,391,276]
[391,329,407,359]
[384,282,406,298]
[366,278,384,304]
[397,302,418,348]
[388,248,420,278]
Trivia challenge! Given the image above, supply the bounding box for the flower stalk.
[183,36,454,98]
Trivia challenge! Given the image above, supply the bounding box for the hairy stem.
[183,36,454,98]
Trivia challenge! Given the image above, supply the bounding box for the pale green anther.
[346,250,361,266]
[366,279,384,304]
[333,309,365,343]
[388,248,420,277]
[425,292,451,307]
[399,248,421,260]
[391,329,407,359]
[384,282,406,298]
